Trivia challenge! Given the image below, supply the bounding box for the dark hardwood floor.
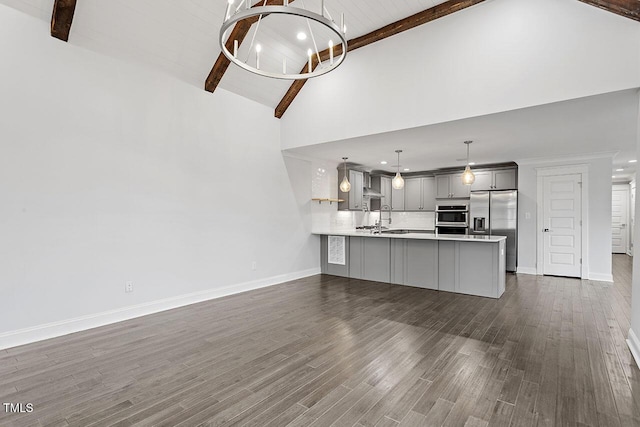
[1,255,639,426]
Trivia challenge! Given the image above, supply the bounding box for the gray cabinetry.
[436,175,450,199]
[494,169,517,190]
[320,235,350,277]
[349,170,364,210]
[349,237,391,282]
[436,174,470,199]
[437,239,505,298]
[450,173,470,198]
[391,185,404,211]
[319,234,506,299]
[470,171,492,191]
[422,178,436,210]
[390,239,438,289]
[470,168,517,191]
[405,177,436,211]
[404,178,422,211]
[338,168,364,211]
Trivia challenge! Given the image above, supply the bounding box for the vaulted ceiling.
[4,0,638,118]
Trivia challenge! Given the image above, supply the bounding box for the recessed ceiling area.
[285,89,639,180]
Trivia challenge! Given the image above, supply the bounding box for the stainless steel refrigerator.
[469,190,518,272]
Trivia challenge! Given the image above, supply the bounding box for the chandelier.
[220,0,348,79]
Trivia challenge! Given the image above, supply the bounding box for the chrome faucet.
[374,204,391,234]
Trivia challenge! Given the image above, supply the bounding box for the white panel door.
[542,174,582,277]
[611,186,629,254]
[631,183,636,256]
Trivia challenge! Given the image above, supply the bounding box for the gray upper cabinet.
[349,170,364,210]
[436,175,450,199]
[436,174,470,199]
[422,177,436,210]
[450,173,471,198]
[338,168,364,211]
[470,171,492,191]
[391,185,404,211]
[470,168,517,191]
[405,177,436,211]
[493,169,517,190]
[404,178,422,211]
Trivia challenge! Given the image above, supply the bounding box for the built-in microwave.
[436,205,469,227]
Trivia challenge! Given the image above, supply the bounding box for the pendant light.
[461,141,475,185]
[392,150,405,190]
[339,157,351,192]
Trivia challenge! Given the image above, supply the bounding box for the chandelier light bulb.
[329,39,334,65]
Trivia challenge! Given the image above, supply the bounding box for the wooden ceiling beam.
[274,0,485,119]
[577,0,640,21]
[205,0,296,93]
[51,0,77,42]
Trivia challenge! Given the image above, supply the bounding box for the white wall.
[281,0,640,149]
[516,155,613,281]
[629,94,640,366]
[0,5,318,346]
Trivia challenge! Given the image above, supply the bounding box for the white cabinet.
[436,174,470,199]
[471,168,517,191]
[405,177,436,211]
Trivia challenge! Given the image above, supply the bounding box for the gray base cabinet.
[320,235,350,277]
[320,235,506,298]
[438,239,506,298]
[349,237,391,282]
[391,239,439,289]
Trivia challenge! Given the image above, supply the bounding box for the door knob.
[543,228,550,232]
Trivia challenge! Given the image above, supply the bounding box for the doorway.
[536,165,588,279]
[612,184,629,254]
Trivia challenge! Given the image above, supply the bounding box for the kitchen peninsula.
[315,231,506,299]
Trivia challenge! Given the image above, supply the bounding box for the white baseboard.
[0,267,321,351]
[516,267,538,275]
[627,328,640,369]
[588,272,614,282]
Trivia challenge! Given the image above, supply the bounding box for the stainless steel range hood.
[363,187,383,199]
[362,172,383,198]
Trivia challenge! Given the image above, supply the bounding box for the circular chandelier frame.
[219,5,348,80]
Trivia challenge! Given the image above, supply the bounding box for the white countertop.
[313,229,506,243]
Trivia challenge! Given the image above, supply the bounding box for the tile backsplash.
[311,202,435,231]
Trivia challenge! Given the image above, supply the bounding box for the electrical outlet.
[251,261,257,271]
[125,281,134,293]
